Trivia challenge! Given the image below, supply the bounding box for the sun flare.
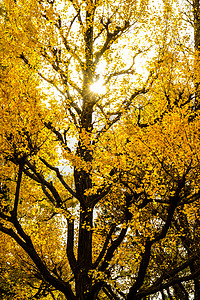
[90,79,106,94]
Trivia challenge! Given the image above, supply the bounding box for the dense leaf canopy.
[0,0,200,299]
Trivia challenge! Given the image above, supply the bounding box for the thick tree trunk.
[75,209,93,299]
[74,150,94,299]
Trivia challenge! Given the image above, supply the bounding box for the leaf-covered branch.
[39,157,78,200]
[24,159,63,207]
[12,163,24,217]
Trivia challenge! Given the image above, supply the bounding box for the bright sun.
[90,78,106,94]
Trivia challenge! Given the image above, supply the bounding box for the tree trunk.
[75,206,93,299]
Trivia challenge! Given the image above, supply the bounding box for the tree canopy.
[0,0,200,299]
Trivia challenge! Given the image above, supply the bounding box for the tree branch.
[55,26,84,70]
[90,184,112,207]
[103,283,122,300]
[94,20,133,67]
[98,227,128,272]
[94,86,147,142]
[136,255,200,299]
[39,157,78,200]
[0,223,75,300]
[92,224,116,269]
[127,177,185,299]
[44,121,72,153]
[24,159,63,207]
[12,163,24,217]
[66,218,78,274]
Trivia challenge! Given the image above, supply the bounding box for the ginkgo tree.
[1,0,200,299]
